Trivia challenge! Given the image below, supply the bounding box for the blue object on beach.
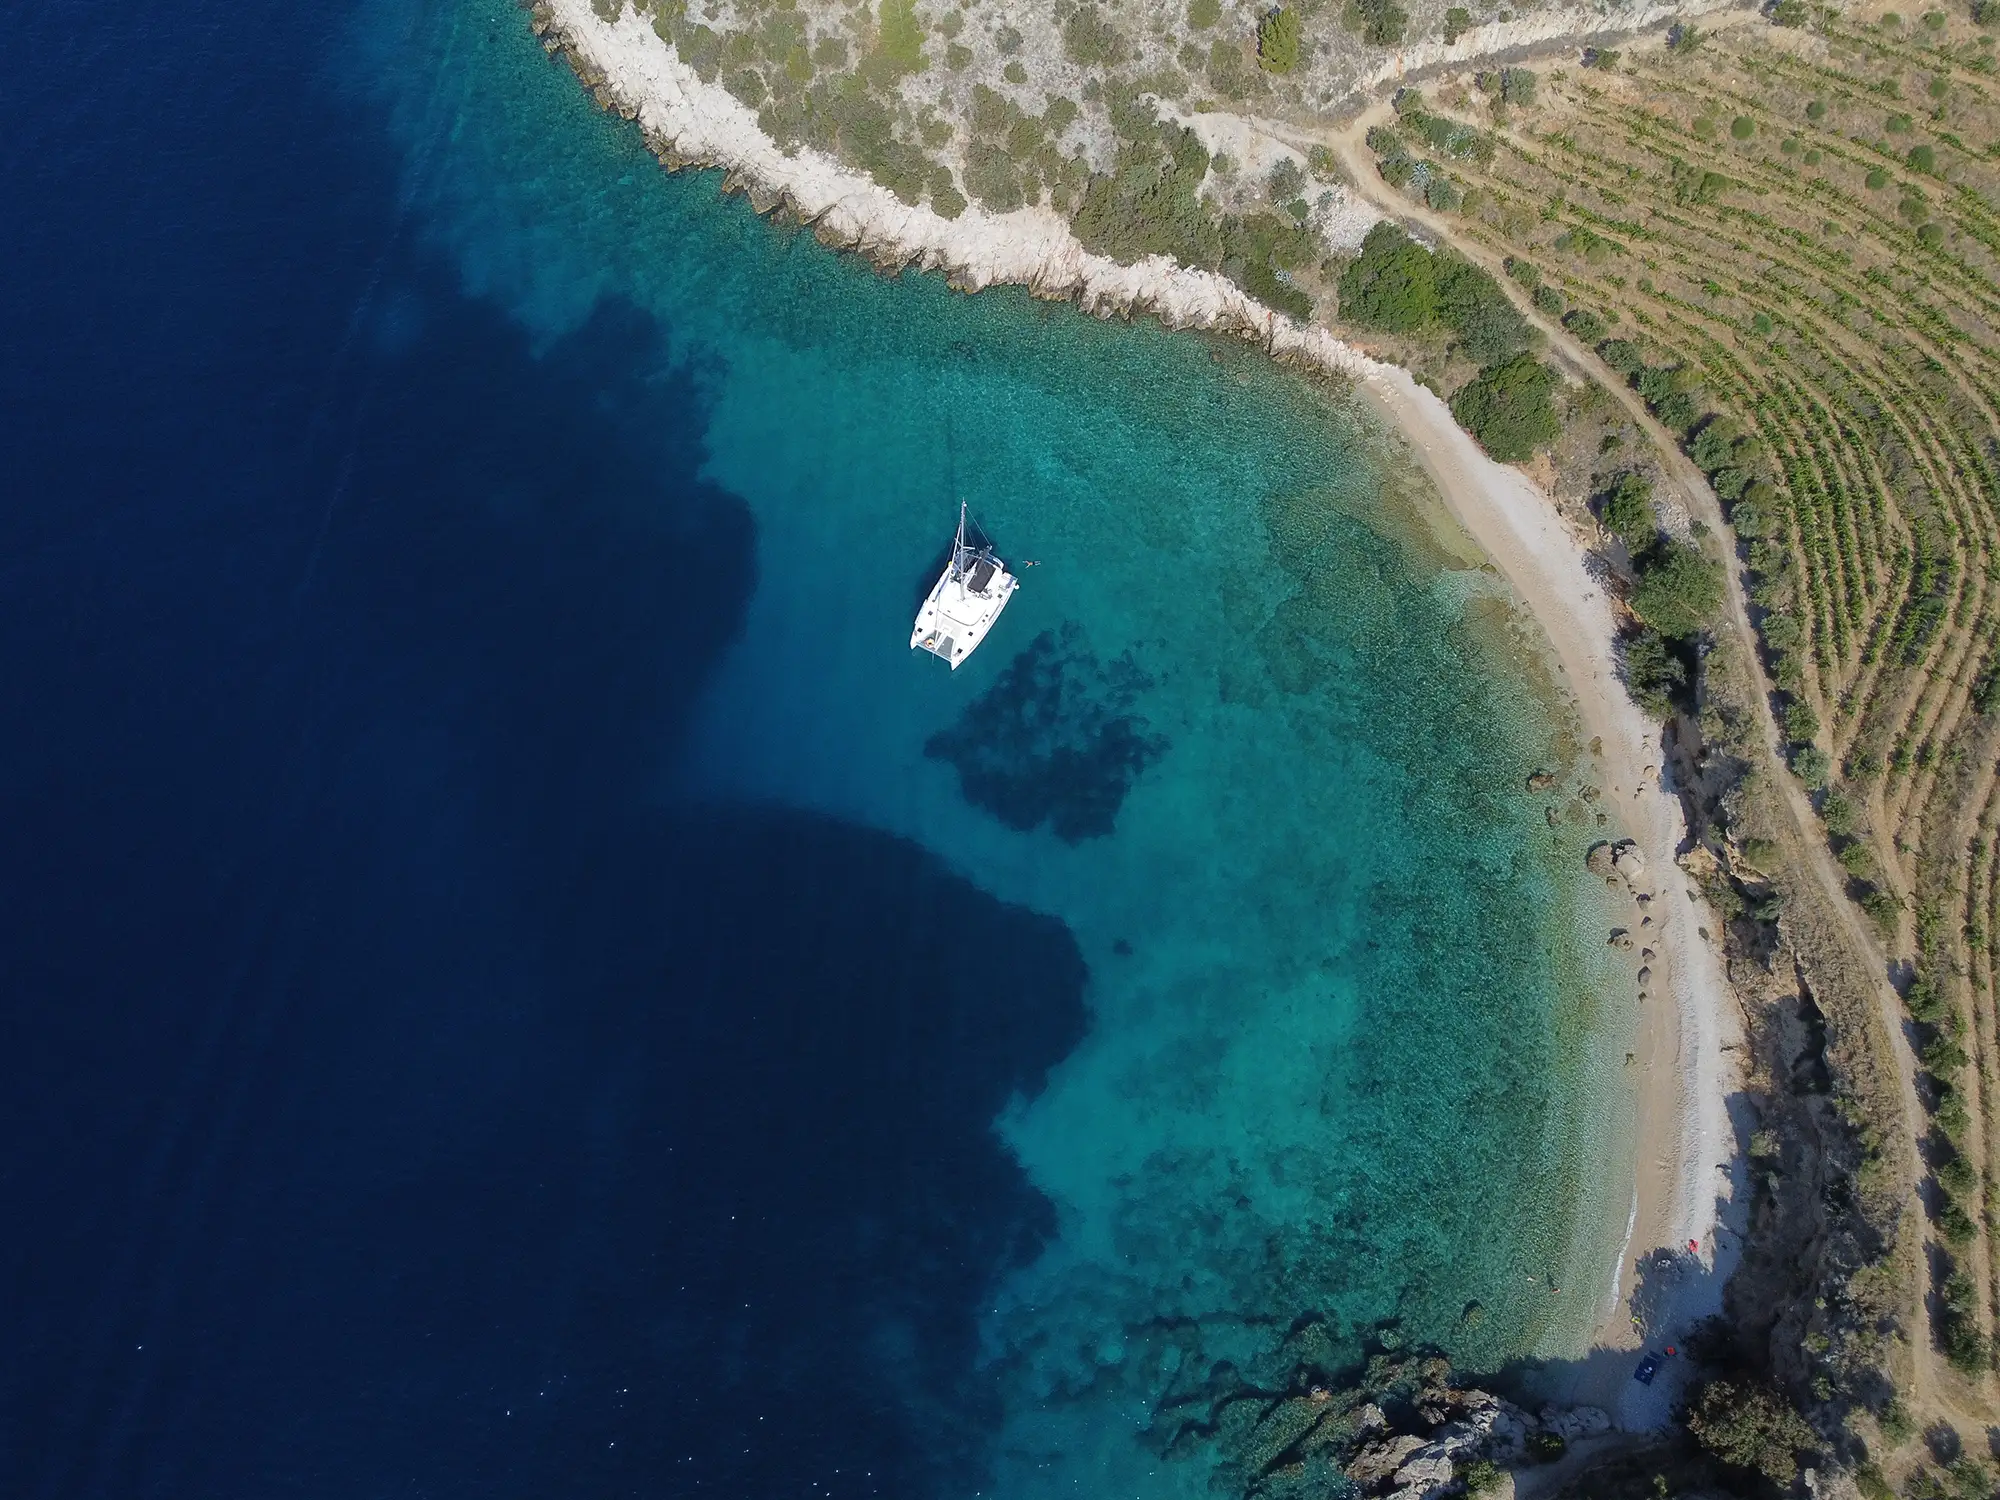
[1633,1352,1665,1384]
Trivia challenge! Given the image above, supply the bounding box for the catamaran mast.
[953,501,969,578]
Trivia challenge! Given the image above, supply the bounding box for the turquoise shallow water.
[353,3,1634,1490]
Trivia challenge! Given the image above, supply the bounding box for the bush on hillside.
[1062,6,1126,66]
[1598,338,1644,377]
[1562,306,1607,343]
[1339,222,1439,330]
[1622,627,1688,717]
[1450,353,1561,462]
[1345,0,1409,45]
[1597,470,1657,552]
[1684,1380,1815,1487]
[1630,539,1723,638]
[875,0,927,74]
[1435,253,1531,362]
[1257,7,1302,72]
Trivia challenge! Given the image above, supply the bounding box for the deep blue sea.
[0,0,1634,1494]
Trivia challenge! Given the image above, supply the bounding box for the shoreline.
[1358,371,1746,1425]
[539,0,1744,1425]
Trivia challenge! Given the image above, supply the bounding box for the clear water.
[363,0,1634,1482]
[0,0,1630,1490]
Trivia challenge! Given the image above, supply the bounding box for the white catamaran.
[911,503,1019,669]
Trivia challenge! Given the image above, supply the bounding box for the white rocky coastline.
[535,0,1397,359]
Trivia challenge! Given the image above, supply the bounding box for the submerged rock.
[1527,768,1558,791]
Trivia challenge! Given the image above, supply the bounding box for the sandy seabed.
[538,0,1745,1426]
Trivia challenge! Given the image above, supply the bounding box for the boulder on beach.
[1609,929,1633,950]
[1613,842,1647,881]
[1586,839,1647,887]
[1538,1404,1612,1441]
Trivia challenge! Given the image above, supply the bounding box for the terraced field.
[1340,2,2000,1429]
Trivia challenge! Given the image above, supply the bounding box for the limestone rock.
[1637,965,1653,986]
[1527,769,1557,791]
[1609,929,1633,950]
[1347,1433,1425,1487]
[1538,1404,1612,1441]
[1586,842,1619,878]
[1387,1452,1457,1500]
[1612,842,1647,882]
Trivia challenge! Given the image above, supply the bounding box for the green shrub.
[964,142,1025,210]
[1504,255,1541,289]
[1257,7,1302,71]
[1435,253,1531,361]
[1268,156,1305,199]
[1532,282,1565,315]
[1562,307,1606,342]
[1685,1381,1815,1487]
[1942,1198,1979,1244]
[1062,6,1126,66]
[1630,539,1723,638]
[1346,0,1409,46]
[1784,699,1821,743]
[1822,787,1859,836]
[1458,1458,1504,1496]
[1501,67,1537,105]
[1772,0,1808,23]
[1071,122,1217,263]
[1599,338,1644,376]
[1940,1271,1990,1372]
[1443,5,1472,41]
[1906,975,1948,1024]
[1937,1152,1978,1196]
[1923,1032,1970,1077]
[1338,222,1438,330]
[1450,353,1562,461]
[1188,0,1222,25]
[1623,628,1688,717]
[1732,114,1756,139]
[1807,98,1827,120]
[1909,142,1937,171]
[931,174,967,219]
[1919,220,1946,247]
[1599,471,1658,551]
[1866,166,1890,188]
[875,0,927,72]
[1978,0,2000,26]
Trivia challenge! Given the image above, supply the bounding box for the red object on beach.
[1688,1239,1699,1252]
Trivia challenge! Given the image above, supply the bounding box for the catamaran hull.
[911,564,1018,669]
